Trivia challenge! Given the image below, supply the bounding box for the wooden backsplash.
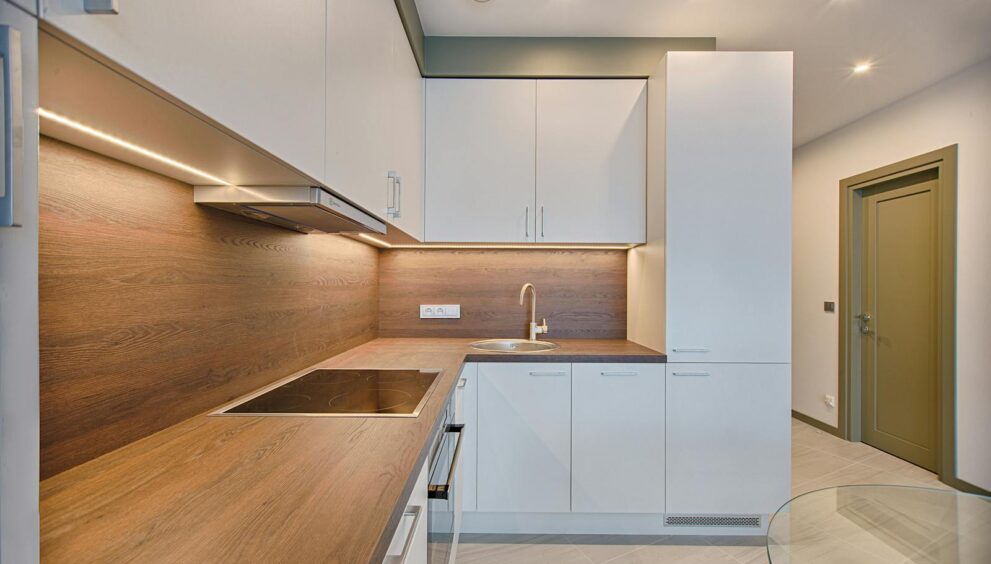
[39,137,379,479]
[379,249,627,339]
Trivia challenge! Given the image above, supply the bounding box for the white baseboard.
[461,512,769,536]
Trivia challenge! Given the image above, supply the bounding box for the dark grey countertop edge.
[464,353,668,363]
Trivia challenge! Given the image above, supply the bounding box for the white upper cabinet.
[662,52,793,363]
[425,78,646,244]
[326,0,424,239]
[41,0,327,181]
[572,363,664,513]
[536,80,646,243]
[425,79,536,243]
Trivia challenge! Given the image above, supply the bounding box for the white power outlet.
[420,304,461,319]
[823,394,836,408]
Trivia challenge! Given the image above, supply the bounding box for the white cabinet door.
[572,363,665,513]
[326,0,423,237]
[41,0,326,181]
[425,79,536,243]
[666,363,791,515]
[456,363,478,513]
[326,0,396,219]
[536,80,646,243]
[663,52,792,364]
[477,363,570,513]
[385,19,424,240]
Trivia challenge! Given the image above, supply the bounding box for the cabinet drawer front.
[476,363,571,513]
[666,363,791,515]
[572,363,664,513]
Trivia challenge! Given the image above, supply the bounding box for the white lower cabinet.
[665,363,791,515]
[477,363,571,513]
[384,457,429,564]
[572,363,665,513]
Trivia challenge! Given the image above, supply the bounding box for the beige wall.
[792,58,991,490]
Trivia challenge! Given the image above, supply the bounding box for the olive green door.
[860,176,939,471]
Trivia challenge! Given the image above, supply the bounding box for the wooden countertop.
[40,338,664,564]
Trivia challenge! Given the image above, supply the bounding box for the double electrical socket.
[420,304,461,319]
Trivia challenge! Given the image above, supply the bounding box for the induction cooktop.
[216,368,442,418]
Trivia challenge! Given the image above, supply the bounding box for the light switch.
[420,305,461,319]
[824,301,836,312]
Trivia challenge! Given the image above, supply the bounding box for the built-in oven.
[426,382,466,564]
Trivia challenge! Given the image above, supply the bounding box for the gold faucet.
[519,283,549,342]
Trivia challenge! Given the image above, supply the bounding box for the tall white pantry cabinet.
[631,51,794,520]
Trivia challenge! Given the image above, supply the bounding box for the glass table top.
[768,485,991,563]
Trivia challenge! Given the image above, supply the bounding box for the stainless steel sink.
[469,339,560,353]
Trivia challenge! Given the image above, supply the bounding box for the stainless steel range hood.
[194,185,386,234]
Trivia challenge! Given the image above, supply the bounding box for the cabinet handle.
[383,505,423,564]
[525,206,529,239]
[671,371,710,377]
[529,371,567,377]
[672,347,710,353]
[601,371,639,377]
[386,171,398,217]
[84,0,119,14]
[428,423,465,500]
[394,175,402,218]
[457,378,466,389]
[0,26,22,228]
[540,205,545,238]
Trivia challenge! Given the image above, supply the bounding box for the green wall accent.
[394,0,426,73]
[423,36,716,78]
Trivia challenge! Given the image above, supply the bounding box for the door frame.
[838,145,959,486]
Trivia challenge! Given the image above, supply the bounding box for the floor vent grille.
[664,515,762,528]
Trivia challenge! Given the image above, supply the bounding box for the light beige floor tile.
[792,445,860,485]
[568,535,669,564]
[603,544,739,564]
[456,542,591,564]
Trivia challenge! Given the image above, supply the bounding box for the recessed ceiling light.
[852,62,873,74]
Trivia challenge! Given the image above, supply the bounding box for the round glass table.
[767,485,991,563]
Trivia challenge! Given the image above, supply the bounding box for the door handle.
[856,313,872,335]
[0,26,22,228]
[525,206,529,240]
[540,205,545,238]
[427,423,465,500]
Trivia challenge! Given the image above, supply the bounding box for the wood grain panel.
[379,249,627,339]
[39,137,379,479]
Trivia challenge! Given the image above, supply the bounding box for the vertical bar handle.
[394,175,402,218]
[0,25,22,228]
[525,206,529,240]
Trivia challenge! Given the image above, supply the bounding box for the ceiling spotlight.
[852,62,873,74]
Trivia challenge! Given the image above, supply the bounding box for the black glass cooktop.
[220,369,441,417]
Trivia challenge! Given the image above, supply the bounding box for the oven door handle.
[427,423,464,500]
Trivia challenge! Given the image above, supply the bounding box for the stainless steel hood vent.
[194,185,386,234]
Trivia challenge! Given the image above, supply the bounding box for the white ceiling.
[415,0,991,146]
